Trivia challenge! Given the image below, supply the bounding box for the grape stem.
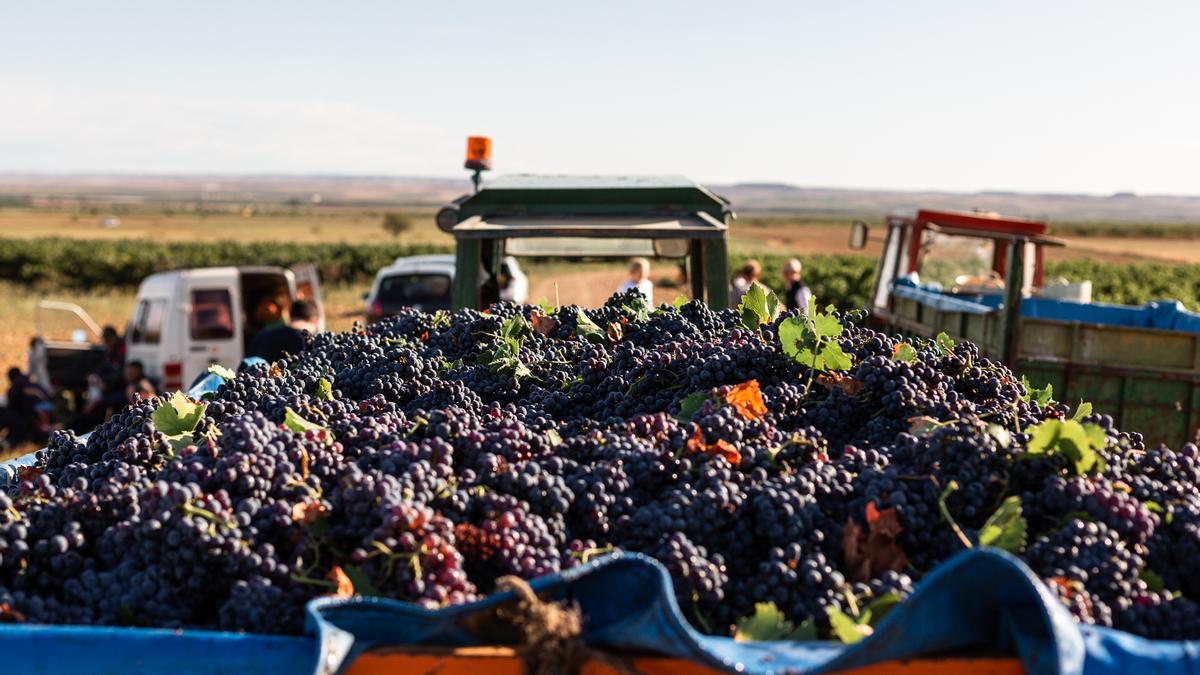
[935,480,974,550]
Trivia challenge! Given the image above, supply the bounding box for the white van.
[126,265,324,390]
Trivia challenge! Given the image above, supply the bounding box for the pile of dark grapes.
[2,290,1199,641]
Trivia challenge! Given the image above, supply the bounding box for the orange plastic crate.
[345,646,1023,674]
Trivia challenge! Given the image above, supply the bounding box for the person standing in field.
[782,259,812,315]
[731,259,761,307]
[249,300,318,363]
[618,257,654,304]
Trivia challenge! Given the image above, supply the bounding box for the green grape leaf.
[1071,401,1094,422]
[1140,569,1166,593]
[1031,381,1054,407]
[734,602,793,642]
[283,407,333,443]
[892,342,917,363]
[574,308,607,344]
[791,615,819,641]
[827,608,868,644]
[734,602,816,642]
[1082,422,1107,450]
[207,364,236,380]
[779,312,852,373]
[315,378,334,402]
[152,392,207,436]
[777,317,812,362]
[738,283,782,331]
[537,298,555,315]
[935,332,956,356]
[1025,419,1102,474]
[811,312,843,339]
[675,391,709,424]
[818,342,854,371]
[796,342,854,372]
[862,591,903,626]
[162,433,196,459]
[978,496,1027,554]
[499,315,529,342]
[1144,501,1164,514]
[622,295,652,324]
[986,423,1013,449]
[344,565,382,597]
[673,295,689,310]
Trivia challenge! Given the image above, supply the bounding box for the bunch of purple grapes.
[2,291,1199,642]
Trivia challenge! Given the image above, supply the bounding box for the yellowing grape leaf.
[892,342,917,363]
[207,364,236,380]
[978,496,1026,554]
[283,407,334,444]
[152,392,207,436]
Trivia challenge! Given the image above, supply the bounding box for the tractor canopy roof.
[441,175,732,243]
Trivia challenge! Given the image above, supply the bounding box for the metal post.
[689,239,705,303]
[454,239,481,310]
[471,169,483,194]
[704,239,730,311]
[1001,238,1025,363]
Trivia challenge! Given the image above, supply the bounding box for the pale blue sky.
[2,1,1197,194]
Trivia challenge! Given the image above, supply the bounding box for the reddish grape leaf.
[292,501,328,525]
[684,426,742,467]
[326,565,355,598]
[711,439,742,467]
[0,603,25,623]
[908,416,943,437]
[419,331,430,343]
[269,363,284,378]
[531,312,560,338]
[817,373,865,396]
[865,501,881,525]
[842,504,909,583]
[872,506,904,539]
[16,465,43,483]
[725,380,767,421]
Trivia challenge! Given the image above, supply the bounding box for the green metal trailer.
[853,209,1200,447]
[433,175,734,311]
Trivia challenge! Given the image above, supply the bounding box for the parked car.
[364,254,528,322]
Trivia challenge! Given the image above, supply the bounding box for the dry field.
[0,207,451,246]
[0,205,1197,399]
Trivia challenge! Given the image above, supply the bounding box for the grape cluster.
[1,293,1199,642]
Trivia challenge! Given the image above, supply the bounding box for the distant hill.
[2,173,1199,222]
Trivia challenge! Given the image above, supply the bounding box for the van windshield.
[378,274,452,309]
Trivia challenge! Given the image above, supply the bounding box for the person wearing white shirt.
[782,258,812,315]
[617,257,653,304]
[730,259,761,307]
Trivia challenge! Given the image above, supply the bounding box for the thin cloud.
[0,80,455,174]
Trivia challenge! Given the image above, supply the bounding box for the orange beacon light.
[465,136,492,171]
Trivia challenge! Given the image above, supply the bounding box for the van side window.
[190,289,235,340]
[131,299,166,344]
